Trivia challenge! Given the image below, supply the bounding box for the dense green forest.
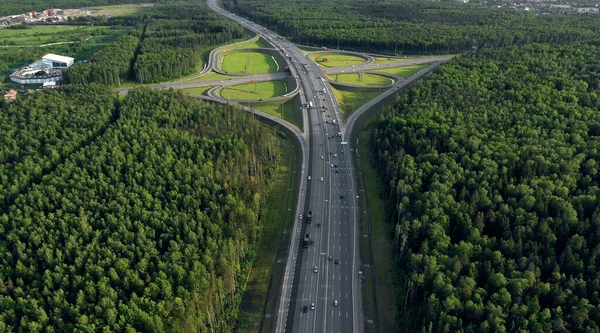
[64,3,246,85]
[0,88,280,331]
[223,0,600,54]
[0,85,117,211]
[371,42,600,332]
[64,35,140,85]
[133,4,245,83]
[0,0,147,16]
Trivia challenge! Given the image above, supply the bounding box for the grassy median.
[355,123,399,333]
[220,80,288,100]
[333,73,393,86]
[330,86,386,120]
[373,64,429,79]
[310,53,366,68]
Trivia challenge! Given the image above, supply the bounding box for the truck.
[304,234,310,248]
[307,210,312,223]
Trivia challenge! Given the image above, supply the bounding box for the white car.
[313,266,318,273]
[308,175,312,180]
[321,155,324,160]
[299,215,303,220]
[320,176,324,182]
[311,303,315,310]
[334,300,338,307]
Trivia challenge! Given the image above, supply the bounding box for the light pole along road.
[206,1,361,333]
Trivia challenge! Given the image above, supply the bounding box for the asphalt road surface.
[205,2,361,332]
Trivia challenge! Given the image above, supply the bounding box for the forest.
[0,85,117,211]
[64,2,246,85]
[0,88,280,331]
[223,0,600,54]
[370,42,600,332]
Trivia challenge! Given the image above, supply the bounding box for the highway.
[206,1,360,333]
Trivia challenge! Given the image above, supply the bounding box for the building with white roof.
[42,53,74,69]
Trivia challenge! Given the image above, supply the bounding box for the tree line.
[223,0,600,54]
[370,42,600,332]
[0,88,280,331]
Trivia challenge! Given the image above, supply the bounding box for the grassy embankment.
[355,122,399,333]
[373,64,429,79]
[220,80,287,100]
[254,96,302,131]
[332,73,393,86]
[329,86,384,120]
[237,135,299,332]
[309,52,366,68]
[221,51,279,74]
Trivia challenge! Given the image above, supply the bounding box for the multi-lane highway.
[206,1,361,332]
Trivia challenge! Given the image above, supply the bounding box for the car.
[340,194,344,199]
[314,266,318,273]
[321,155,324,160]
[320,176,324,182]
[334,154,337,158]
[329,255,332,261]
[334,300,338,307]
[303,305,308,313]
[308,175,312,180]
[334,259,339,264]
[311,303,315,310]
[299,215,303,220]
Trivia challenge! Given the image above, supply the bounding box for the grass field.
[187,71,236,82]
[220,80,288,100]
[254,96,302,130]
[0,25,126,79]
[87,3,154,17]
[373,64,429,79]
[222,51,279,74]
[309,53,366,68]
[330,86,385,119]
[182,86,213,96]
[237,135,298,332]
[333,73,393,86]
[355,124,399,333]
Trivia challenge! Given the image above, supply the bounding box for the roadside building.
[42,54,74,69]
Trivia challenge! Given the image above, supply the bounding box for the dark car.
[303,305,308,313]
[340,194,344,199]
[334,259,339,264]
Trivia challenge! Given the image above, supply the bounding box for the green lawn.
[330,86,385,120]
[222,51,279,74]
[236,135,298,332]
[187,71,237,82]
[333,73,393,86]
[309,52,366,68]
[87,3,154,17]
[254,96,302,130]
[373,64,429,79]
[355,125,399,333]
[182,86,213,96]
[220,80,288,100]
